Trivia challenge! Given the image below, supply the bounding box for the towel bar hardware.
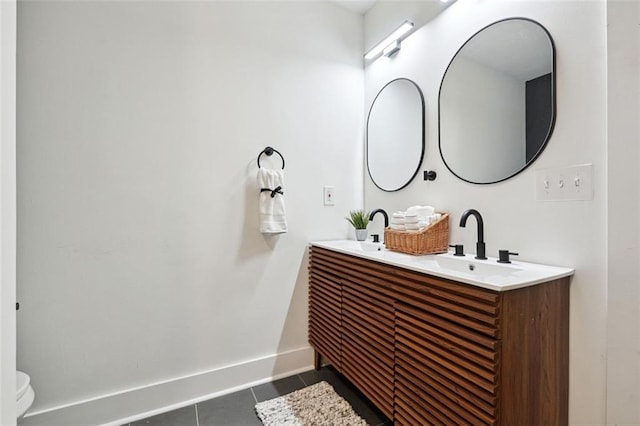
[257,146,285,169]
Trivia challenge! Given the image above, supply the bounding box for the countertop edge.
[309,240,575,292]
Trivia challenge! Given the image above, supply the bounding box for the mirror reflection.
[367,78,425,192]
[439,18,555,184]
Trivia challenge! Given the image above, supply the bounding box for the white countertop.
[310,240,574,292]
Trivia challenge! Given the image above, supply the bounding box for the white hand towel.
[257,168,288,234]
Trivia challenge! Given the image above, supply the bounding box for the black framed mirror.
[439,18,556,184]
[367,78,425,192]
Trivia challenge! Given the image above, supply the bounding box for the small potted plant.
[346,209,370,241]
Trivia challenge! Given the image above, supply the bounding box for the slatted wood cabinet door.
[393,279,501,425]
[308,249,342,370]
[309,247,395,418]
[342,278,395,419]
[308,245,569,426]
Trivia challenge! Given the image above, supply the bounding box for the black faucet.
[459,209,487,260]
[369,209,389,228]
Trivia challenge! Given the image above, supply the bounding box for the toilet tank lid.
[16,371,30,400]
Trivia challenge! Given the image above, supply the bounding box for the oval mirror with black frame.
[367,78,425,192]
[439,17,556,184]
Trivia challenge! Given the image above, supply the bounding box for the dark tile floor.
[124,366,391,426]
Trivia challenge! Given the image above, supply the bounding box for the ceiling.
[330,0,377,15]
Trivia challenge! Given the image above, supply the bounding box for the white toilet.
[16,371,35,420]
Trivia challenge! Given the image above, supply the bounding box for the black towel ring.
[257,146,285,169]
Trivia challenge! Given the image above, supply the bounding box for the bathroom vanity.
[308,240,573,426]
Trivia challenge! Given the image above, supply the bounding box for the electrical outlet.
[536,164,593,201]
[323,186,335,206]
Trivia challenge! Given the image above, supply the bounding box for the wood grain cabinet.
[308,246,570,426]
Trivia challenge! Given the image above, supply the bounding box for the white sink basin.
[434,255,522,277]
[310,240,574,291]
[316,239,386,253]
[355,241,385,252]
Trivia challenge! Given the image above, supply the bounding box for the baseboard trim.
[21,346,314,426]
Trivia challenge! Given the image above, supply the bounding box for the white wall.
[606,1,640,424]
[0,0,17,424]
[364,1,608,424]
[17,1,363,424]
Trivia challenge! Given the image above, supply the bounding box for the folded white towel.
[406,205,434,222]
[257,168,287,234]
[404,213,419,224]
[391,212,406,225]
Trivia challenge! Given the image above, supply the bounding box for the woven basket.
[384,212,449,255]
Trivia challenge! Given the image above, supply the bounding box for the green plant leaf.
[345,209,370,229]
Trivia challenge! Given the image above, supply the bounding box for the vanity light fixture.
[383,40,401,57]
[364,20,414,60]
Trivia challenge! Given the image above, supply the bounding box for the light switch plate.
[323,186,335,206]
[536,164,593,201]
